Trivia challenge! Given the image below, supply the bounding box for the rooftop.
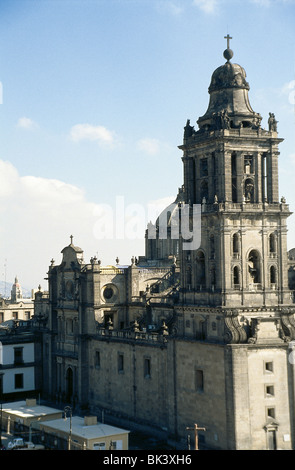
[2,400,62,419]
[38,415,129,440]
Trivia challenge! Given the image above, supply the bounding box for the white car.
[8,439,36,450]
[8,438,25,449]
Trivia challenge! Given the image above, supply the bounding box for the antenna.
[4,259,7,298]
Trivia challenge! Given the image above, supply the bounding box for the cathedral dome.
[197,45,262,130]
[155,186,185,229]
[208,60,249,93]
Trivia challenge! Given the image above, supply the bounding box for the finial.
[223,34,233,62]
[70,235,73,245]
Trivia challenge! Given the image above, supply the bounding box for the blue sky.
[0,0,295,290]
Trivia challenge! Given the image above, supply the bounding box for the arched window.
[244,178,254,203]
[248,250,261,284]
[201,180,208,202]
[196,251,206,288]
[233,266,240,286]
[270,265,277,285]
[210,267,216,287]
[269,233,276,254]
[233,232,240,255]
[186,266,192,288]
[210,235,215,259]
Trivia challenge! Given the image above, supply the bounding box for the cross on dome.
[224,34,232,49]
[223,34,233,62]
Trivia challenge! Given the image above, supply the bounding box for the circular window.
[102,284,118,303]
[103,287,114,300]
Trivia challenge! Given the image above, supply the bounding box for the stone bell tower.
[178,36,293,311]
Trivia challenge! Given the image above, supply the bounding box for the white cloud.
[156,1,183,15]
[0,160,100,288]
[70,123,115,145]
[137,138,161,156]
[250,0,295,5]
[17,117,38,130]
[0,160,148,289]
[250,0,271,5]
[280,80,295,105]
[192,0,218,13]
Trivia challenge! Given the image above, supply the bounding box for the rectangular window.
[267,407,275,419]
[265,385,275,397]
[25,311,31,320]
[13,312,18,320]
[95,351,100,369]
[93,442,106,450]
[14,347,23,365]
[15,373,23,389]
[118,354,124,373]
[195,369,204,392]
[144,358,151,378]
[265,361,274,373]
[0,312,3,323]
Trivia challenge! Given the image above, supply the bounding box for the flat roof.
[40,416,129,440]
[2,401,62,419]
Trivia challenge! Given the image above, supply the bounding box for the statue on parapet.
[268,112,278,132]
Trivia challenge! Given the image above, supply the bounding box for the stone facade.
[37,42,295,449]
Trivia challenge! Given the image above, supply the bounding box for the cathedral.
[35,38,295,450]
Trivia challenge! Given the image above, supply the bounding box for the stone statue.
[184,119,194,138]
[268,112,278,132]
[220,109,230,129]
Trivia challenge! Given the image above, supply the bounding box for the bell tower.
[179,38,292,309]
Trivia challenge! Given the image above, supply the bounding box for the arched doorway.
[66,367,74,403]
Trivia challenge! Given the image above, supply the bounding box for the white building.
[0,327,41,400]
[35,415,129,450]
[0,277,34,324]
[1,399,63,436]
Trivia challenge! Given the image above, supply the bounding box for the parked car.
[8,438,39,450]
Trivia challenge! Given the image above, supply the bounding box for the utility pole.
[186,423,206,450]
[64,406,72,450]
